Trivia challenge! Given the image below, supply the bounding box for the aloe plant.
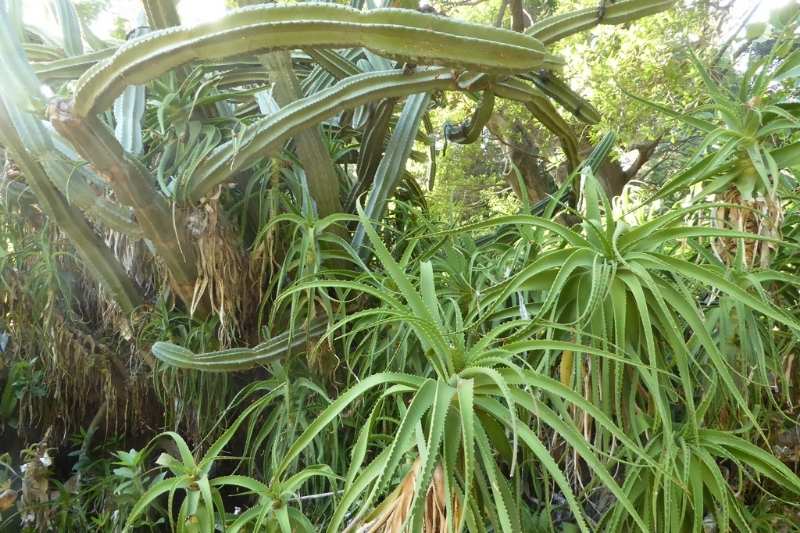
[625,18,800,268]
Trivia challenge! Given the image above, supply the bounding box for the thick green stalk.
[48,102,203,313]
[73,3,559,117]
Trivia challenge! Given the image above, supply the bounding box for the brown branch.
[510,0,527,32]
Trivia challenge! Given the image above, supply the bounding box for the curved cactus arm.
[48,103,202,312]
[152,321,328,372]
[73,3,559,117]
[186,68,458,201]
[527,0,677,46]
[33,47,116,83]
[521,71,600,125]
[444,90,495,145]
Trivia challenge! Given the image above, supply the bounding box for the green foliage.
[428,140,518,224]
[2,1,800,532]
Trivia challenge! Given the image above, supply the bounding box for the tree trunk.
[488,113,555,204]
[581,139,659,198]
[510,0,528,32]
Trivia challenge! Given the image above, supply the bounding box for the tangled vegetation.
[2,0,800,531]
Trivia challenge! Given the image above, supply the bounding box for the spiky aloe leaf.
[444,90,495,144]
[73,3,560,117]
[527,0,677,45]
[487,74,585,164]
[525,99,579,169]
[152,321,328,372]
